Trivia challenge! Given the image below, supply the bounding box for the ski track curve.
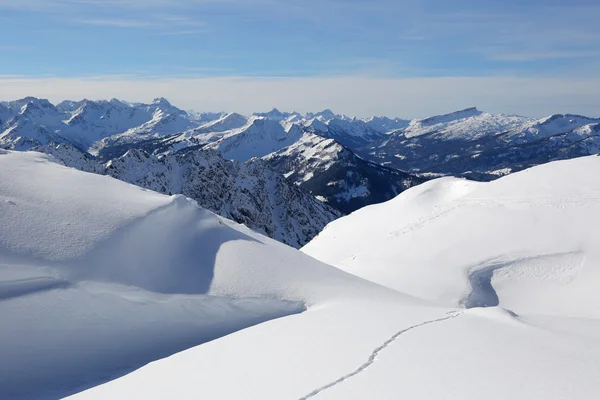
[298,311,463,400]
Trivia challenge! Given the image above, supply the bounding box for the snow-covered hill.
[36,153,600,400]
[0,149,428,399]
[303,155,600,316]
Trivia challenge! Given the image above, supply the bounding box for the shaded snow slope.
[0,150,407,399]
[303,155,600,317]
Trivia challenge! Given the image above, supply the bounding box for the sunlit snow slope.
[0,150,411,399]
[4,150,600,400]
[75,155,600,400]
[304,155,600,317]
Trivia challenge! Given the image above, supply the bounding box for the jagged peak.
[316,109,336,119]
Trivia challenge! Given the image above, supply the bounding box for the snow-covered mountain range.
[2,97,599,246]
[360,107,600,179]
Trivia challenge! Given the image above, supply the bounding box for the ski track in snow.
[298,311,463,400]
[389,194,600,239]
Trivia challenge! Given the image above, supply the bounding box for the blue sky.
[1,0,599,117]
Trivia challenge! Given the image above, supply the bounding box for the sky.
[1,0,599,118]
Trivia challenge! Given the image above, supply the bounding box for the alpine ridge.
[2,97,599,245]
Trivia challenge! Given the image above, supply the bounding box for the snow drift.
[0,150,404,399]
[4,150,600,400]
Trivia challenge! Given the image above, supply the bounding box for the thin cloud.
[157,29,206,36]
[76,18,156,28]
[490,51,600,62]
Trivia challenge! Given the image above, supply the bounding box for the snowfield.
[0,150,419,399]
[303,155,600,317]
[2,150,600,399]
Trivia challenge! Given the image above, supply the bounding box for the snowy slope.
[187,112,249,140]
[320,118,386,149]
[205,117,304,161]
[0,150,412,399]
[72,155,600,400]
[59,99,154,148]
[4,151,600,400]
[303,155,600,317]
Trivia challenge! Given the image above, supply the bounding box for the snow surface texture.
[304,155,600,317]
[0,150,407,399]
[66,156,600,400]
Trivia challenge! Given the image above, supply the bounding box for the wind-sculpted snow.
[5,150,600,400]
[0,150,410,399]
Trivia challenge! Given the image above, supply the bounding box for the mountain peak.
[152,97,172,107]
[417,107,482,126]
[318,109,336,119]
[253,108,290,120]
[109,98,129,107]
